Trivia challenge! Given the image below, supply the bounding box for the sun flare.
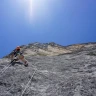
[28,0,33,20]
[17,0,34,21]
[16,0,51,23]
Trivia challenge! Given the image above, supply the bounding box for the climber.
[10,46,28,67]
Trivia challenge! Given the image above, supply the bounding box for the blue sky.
[0,0,96,58]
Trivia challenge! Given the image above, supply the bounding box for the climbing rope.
[20,69,36,96]
[0,59,16,75]
[0,62,12,75]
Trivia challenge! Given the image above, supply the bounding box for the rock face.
[1,42,96,96]
[4,42,96,58]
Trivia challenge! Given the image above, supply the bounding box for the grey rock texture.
[1,42,96,96]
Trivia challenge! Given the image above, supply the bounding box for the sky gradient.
[0,0,96,58]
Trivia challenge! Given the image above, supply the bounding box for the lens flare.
[15,0,52,23]
[28,0,33,21]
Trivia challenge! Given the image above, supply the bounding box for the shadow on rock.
[11,61,23,66]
